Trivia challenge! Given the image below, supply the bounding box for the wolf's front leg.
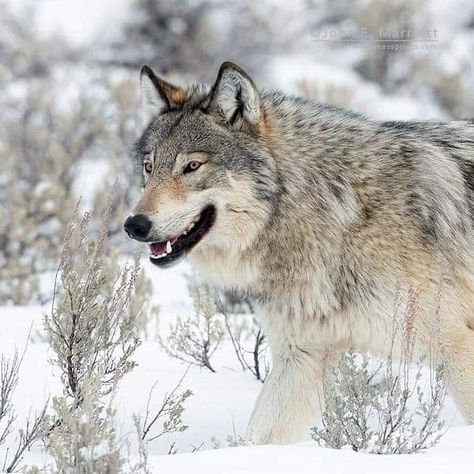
[247,345,324,444]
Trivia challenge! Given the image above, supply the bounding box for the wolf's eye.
[184,161,202,173]
[143,161,153,174]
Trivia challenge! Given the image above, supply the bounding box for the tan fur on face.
[133,183,159,216]
[133,177,189,215]
[167,176,187,201]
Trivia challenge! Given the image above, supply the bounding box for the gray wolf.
[124,61,474,444]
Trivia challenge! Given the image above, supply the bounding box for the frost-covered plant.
[46,205,142,401]
[312,302,447,454]
[46,384,123,474]
[0,349,47,473]
[211,422,248,450]
[211,434,248,449]
[0,84,75,305]
[128,416,152,473]
[125,268,160,341]
[126,372,193,466]
[221,303,270,383]
[162,288,224,372]
[164,282,269,379]
[43,203,146,472]
[133,370,192,457]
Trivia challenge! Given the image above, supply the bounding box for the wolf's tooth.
[188,222,195,231]
[183,230,187,235]
[166,241,172,253]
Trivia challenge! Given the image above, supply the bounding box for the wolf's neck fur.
[190,93,368,317]
[193,90,473,325]
[251,93,368,310]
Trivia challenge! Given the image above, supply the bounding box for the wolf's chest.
[188,248,260,291]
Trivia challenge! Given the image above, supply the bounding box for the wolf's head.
[124,62,278,268]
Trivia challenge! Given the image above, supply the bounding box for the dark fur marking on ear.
[204,61,258,125]
[141,65,171,110]
[229,85,244,126]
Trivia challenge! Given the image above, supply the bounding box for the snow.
[0,263,260,465]
[149,427,474,474]
[0,262,471,472]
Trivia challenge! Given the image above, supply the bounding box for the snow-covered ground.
[0,262,261,468]
[1,260,471,472]
[150,427,474,474]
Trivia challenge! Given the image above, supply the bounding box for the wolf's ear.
[206,62,261,128]
[140,65,188,111]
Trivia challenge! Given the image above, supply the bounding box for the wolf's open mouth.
[148,205,216,267]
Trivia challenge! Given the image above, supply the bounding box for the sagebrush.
[312,326,447,455]
[43,204,144,472]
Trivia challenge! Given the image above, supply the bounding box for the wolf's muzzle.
[124,214,152,241]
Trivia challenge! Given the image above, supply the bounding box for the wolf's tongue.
[149,242,166,255]
[149,236,180,256]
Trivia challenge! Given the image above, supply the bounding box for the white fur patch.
[140,73,166,109]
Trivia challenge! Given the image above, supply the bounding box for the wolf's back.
[262,92,474,267]
[384,119,474,223]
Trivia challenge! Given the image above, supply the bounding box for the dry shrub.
[43,202,147,472]
[312,293,447,454]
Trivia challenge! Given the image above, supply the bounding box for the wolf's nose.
[124,214,152,241]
